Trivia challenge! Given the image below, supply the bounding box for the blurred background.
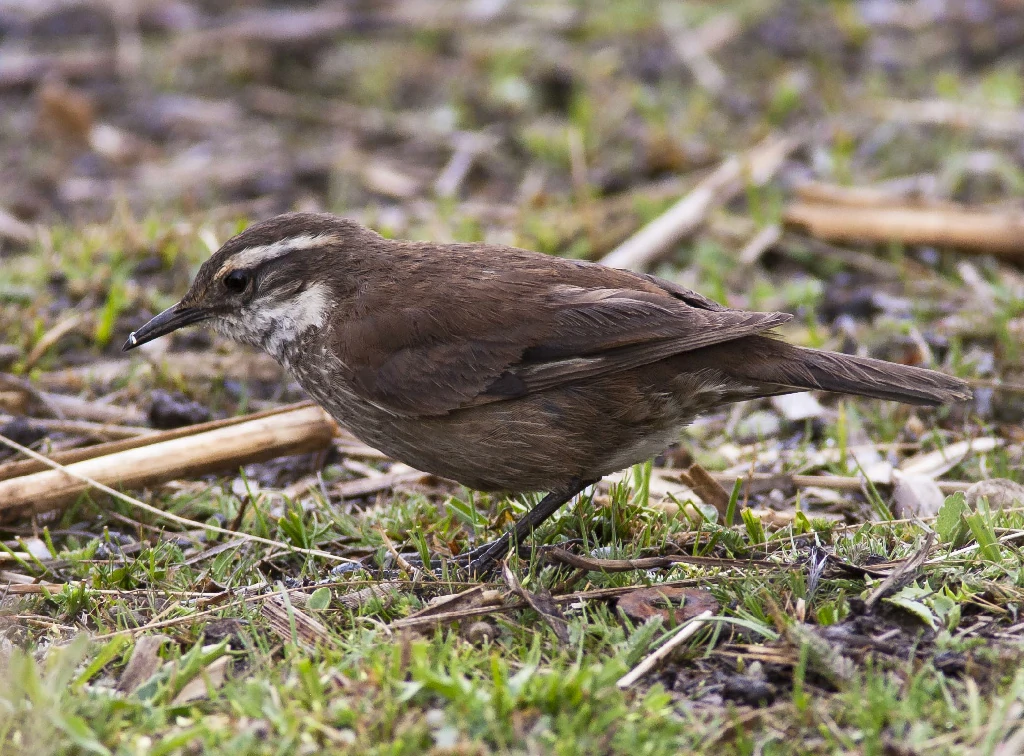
[1,0,1022,488]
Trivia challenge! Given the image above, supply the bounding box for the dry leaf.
[892,471,945,518]
[262,594,332,650]
[617,587,719,625]
[900,438,1001,478]
[502,564,569,645]
[771,392,826,421]
[116,634,170,693]
[170,655,230,704]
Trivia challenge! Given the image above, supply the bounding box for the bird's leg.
[463,477,598,576]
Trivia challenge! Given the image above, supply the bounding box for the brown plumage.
[125,213,971,570]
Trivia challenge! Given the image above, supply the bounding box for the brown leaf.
[892,471,945,519]
[262,594,332,650]
[36,78,95,147]
[170,655,230,705]
[502,563,569,645]
[338,581,403,611]
[677,463,734,523]
[617,587,719,625]
[116,634,170,693]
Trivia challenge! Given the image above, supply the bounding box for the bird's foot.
[391,479,598,578]
[391,538,514,577]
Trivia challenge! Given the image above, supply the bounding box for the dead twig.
[376,526,424,580]
[399,585,501,621]
[737,224,781,265]
[793,180,953,210]
[616,610,715,688]
[23,313,86,371]
[390,603,519,631]
[338,582,403,611]
[662,9,728,95]
[0,50,117,89]
[0,433,355,561]
[784,201,1024,257]
[5,417,152,441]
[262,590,332,650]
[874,98,1024,140]
[502,562,570,645]
[0,405,336,518]
[863,533,936,611]
[600,134,799,271]
[676,463,735,523]
[545,547,777,573]
[0,401,314,481]
[705,470,972,495]
[0,208,33,246]
[337,469,430,500]
[35,392,147,425]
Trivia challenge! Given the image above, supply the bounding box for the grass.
[5,459,1024,753]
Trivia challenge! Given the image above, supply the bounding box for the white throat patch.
[220,282,333,361]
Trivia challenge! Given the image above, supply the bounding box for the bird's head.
[123,213,369,360]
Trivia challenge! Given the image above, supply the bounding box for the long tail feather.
[727,338,971,406]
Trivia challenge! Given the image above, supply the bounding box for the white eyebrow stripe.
[218,233,340,275]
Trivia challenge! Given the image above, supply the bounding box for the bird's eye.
[223,270,249,293]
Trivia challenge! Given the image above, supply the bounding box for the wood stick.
[175,6,355,54]
[0,50,117,89]
[793,180,952,209]
[616,610,715,688]
[662,10,727,95]
[0,387,147,424]
[600,134,799,271]
[0,208,33,246]
[0,401,315,482]
[784,201,1024,257]
[23,313,85,371]
[705,470,971,494]
[4,417,153,441]
[0,405,336,521]
[37,351,284,392]
[39,392,148,425]
[737,224,781,265]
[874,98,1024,139]
[336,469,430,500]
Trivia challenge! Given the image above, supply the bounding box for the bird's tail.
[724,336,972,406]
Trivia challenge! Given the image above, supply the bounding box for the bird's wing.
[334,262,790,417]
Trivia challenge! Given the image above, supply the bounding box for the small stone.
[0,417,47,455]
[892,471,944,519]
[722,674,775,707]
[734,410,782,443]
[465,621,499,644]
[771,392,825,422]
[0,345,20,370]
[148,390,211,429]
[966,479,1024,511]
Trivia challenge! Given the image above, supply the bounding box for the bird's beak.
[122,303,209,351]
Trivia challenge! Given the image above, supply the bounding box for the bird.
[124,212,971,573]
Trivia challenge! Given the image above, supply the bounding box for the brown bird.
[125,213,970,572]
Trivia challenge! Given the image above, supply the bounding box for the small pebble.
[0,417,47,456]
[734,410,782,443]
[465,621,499,644]
[0,344,21,369]
[148,389,211,429]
